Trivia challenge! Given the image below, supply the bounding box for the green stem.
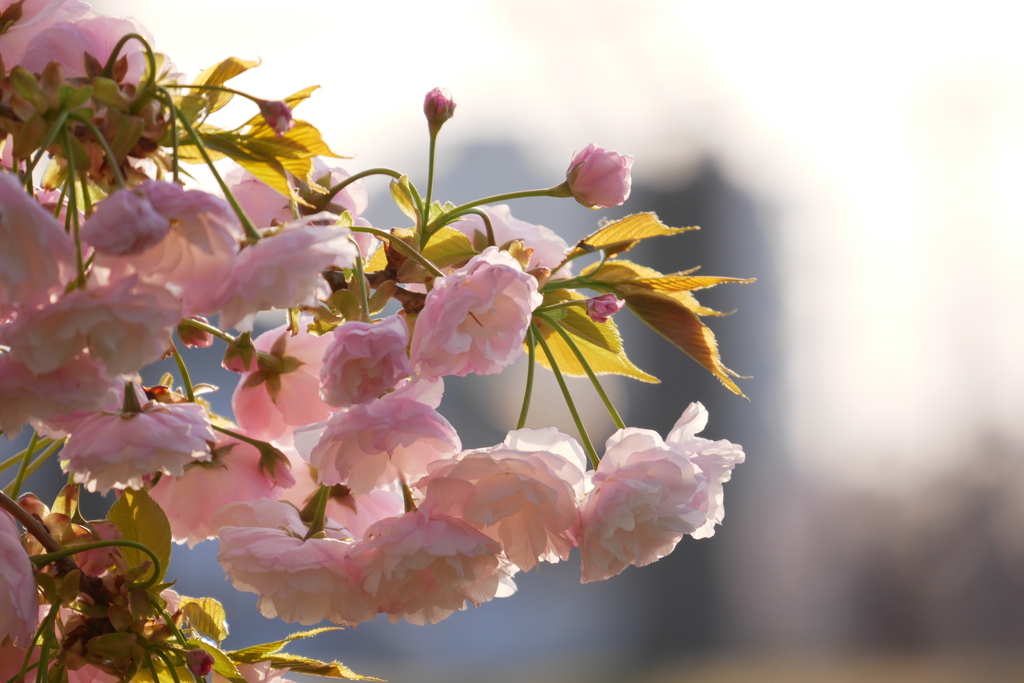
[4,432,39,498]
[169,100,260,240]
[104,33,158,94]
[534,300,587,315]
[33,540,163,588]
[350,247,371,323]
[23,108,70,188]
[422,132,438,242]
[156,650,186,683]
[34,604,58,683]
[178,317,236,343]
[159,86,181,183]
[62,129,86,287]
[19,440,64,484]
[401,479,417,513]
[303,486,330,540]
[463,208,496,248]
[170,342,196,402]
[531,323,599,468]
[548,318,626,429]
[0,437,53,474]
[321,167,402,206]
[154,600,189,648]
[350,225,445,278]
[516,326,537,429]
[69,112,126,189]
[211,425,275,454]
[424,184,570,233]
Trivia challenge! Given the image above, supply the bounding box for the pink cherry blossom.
[231,321,336,443]
[216,212,358,330]
[93,181,242,317]
[577,428,705,583]
[666,402,745,539]
[80,187,170,256]
[0,510,38,648]
[61,397,214,494]
[1,275,181,377]
[409,247,542,379]
[565,143,634,209]
[347,510,504,625]
[21,14,153,84]
[150,436,296,547]
[319,315,411,408]
[586,293,625,323]
[0,0,88,68]
[294,388,461,495]
[419,427,588,571]
[0,171,76,318]
[215,500,374,626]
[452,204,571,275]
[0,352,119,435]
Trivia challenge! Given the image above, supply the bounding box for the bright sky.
[96,0,1024,488]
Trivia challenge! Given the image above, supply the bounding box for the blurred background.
[8,0,1024,680]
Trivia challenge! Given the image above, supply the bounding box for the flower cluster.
[0,1,751,680]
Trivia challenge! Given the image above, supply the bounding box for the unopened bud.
[586,293,625,323]
[185,649,215,677]
[177,317,214,348]
[423,87,455,136]
[258,99,294,136]
[223,331,256,373]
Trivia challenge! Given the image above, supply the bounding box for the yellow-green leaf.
[570,212,697,258]
[180,596,229,643]
[582,260,741,315]
[622,289,747,397]
[193,56,260,113]
[532,293,658,383]
[421,226,478,269]
[617,274,755,292]
[133,657,191,683]
[582,259,750,396]
[256,654,382,681]
[390,175,418,223]
[51,483,78,518]
[107,488,171,583]
[227,627,343,661]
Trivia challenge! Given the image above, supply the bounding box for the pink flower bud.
[423,87,456,136]
[177,317,214,348]
[586,293,625,323]
[258,100,294,136]
[565,143,634,209]
[185,649,215,677]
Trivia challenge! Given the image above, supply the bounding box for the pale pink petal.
[0,510,39,647]
[410,247,541,379]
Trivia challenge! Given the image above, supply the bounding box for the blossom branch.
[425,184,573,233]
[516,326,537,429]
[531,323,600,468]
[547,317,626,430]
[170,104,261,241]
